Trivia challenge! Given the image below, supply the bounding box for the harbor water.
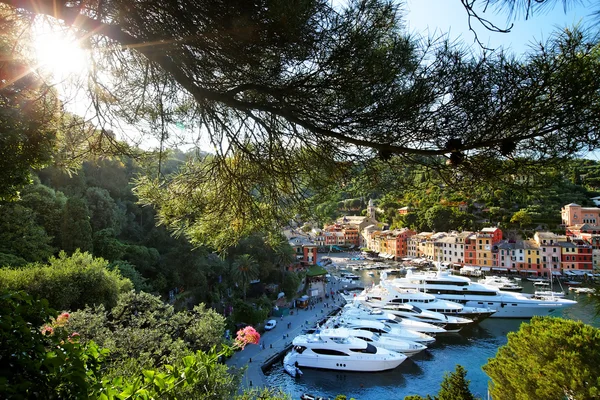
[264,268,599,399]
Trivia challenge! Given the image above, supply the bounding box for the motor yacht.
[283,328,407,374]
[389,269,577,318]
[366,302,473,333]
[364,278,495,323]
[344,329,428,357]
[324,316,436,345]
[340,303,447,335]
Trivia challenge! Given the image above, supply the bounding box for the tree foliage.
[0,203,54,261]
[403,364,477,400]
[0,291,106,399]
[1,0,597,245]
[0,250,133,310]
[231,254,259,301]
[483,316,600,400]
[0,8,60,201]
[67,291,229,381]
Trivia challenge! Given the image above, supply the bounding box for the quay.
[225,276,346,389]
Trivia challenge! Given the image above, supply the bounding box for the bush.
[0,250,133,310]
[0,291,105,399]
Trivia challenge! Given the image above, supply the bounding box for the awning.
[481,267,491,271]
[492,267,508,271]
[551,271,562,276]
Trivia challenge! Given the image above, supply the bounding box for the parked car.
[265,319,277,330]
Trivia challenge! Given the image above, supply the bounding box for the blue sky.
[404,0,596,56]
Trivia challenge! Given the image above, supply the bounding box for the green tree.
[403,364,476,400]
[231,254,259,301]
[0,250,133,310]
[510,209,533,229]
[0,11,60,201]
[20,182,67,248]
[61,196,93,253]
[67,291,228,379]
[93,228,126,261]
[273,240,296,285]
[0,203,54,261]
[109,260,150,292]
[85,186,123,233]
[437,365,475,400]
[282,271,302,300]
[424,205,455,232]
[483,317,600,400]
[121,244,161,276]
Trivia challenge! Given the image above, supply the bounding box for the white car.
[265,320,277,330]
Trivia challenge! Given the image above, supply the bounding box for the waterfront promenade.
[225,272,348,389]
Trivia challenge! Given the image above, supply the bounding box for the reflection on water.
[265,275,599,399]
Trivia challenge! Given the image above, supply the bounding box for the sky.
[404,0,596,56]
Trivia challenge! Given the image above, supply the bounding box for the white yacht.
[325,316,436,345]
[345,329,427,356]
[340,303,447,335]
[283,328,407,373]
[365,279,495,323]
[390,270,577,318]
[366,302,472,333]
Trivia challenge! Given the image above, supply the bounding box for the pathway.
[225,276,347,389]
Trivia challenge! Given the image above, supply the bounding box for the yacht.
[365,278,495,323]
[390,270,577,318]
[340,303,447,335]
[325,316,436,345]
[340,272,361,281]
[481,276,523,292]
[365,302,473,333]
[344,329,428,357]
[283,328,407,373]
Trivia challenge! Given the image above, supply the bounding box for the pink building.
[561,203,600,226]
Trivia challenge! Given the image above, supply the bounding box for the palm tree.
[231,254,259,301]
[273,241,296,284]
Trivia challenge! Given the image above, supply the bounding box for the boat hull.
[288,352,406,372]
[458,298,577,318]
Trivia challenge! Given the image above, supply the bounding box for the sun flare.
[33,21,88,81]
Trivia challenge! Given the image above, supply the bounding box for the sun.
[33,20,88,81]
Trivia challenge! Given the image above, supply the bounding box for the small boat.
[573,287,596,294]
[527,277,547,282]
[283,363,303,378]
[482,276,523,292]
[533,281,550,287]
[563,280,582,286]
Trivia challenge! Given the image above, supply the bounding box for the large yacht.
[283,328,407,373]
[340,303,447,335]
[362,278,496,323]
[389,269,577,318]
[325,316,436,345]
